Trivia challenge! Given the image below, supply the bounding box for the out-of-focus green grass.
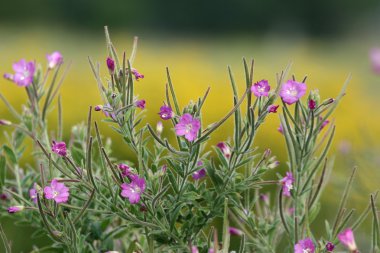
[1,26,380,251]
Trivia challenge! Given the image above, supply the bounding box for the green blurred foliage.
[1,0,380,36]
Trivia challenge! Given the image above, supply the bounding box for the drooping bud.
[94,105,103,111]
[8,205,24,213]
[0,119,12,126]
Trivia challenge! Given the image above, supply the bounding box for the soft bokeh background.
[1,1,380,251]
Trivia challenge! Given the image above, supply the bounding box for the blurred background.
[1,0,380,251]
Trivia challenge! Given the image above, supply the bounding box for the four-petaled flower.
[52,141,67,157]
[158,105,174,120]
[5,59,36,87]
[47,51,63,69]
[121,175,146,204]
[251,79,270,97]
[338,228,357,252]
[216,142,231,158]
[280,171,294,197]
[175,113,200,141]
[280,80,307,105]
[294,238,315,253]
[44,179,70,203]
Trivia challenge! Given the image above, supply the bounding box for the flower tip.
[8,205,24,213]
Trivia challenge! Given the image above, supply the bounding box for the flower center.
[53,190,59,198]
[287,87,298,97]
[185,124,193,133]
[303,249,311,253]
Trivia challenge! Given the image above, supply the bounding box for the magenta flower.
[132,68,144,81]
[5,59,35,87]
[106,57,115,74]
[29,184,38,203]
[47,51,63,69]
[118,163,131,177]
[370,48,380,74]
[175,113,200,141]
[216,142,231,158]
[325,242,335,252]
[229,227,243,236]
[120,175,146,204]
[268,104,279,113]
[309,99,316,110]
[135,99,146,109]
[8,206,24,214]
[52,141,67,157]
[251,79,270,97]
[294,238,315,253]
[44,179,70,203]
[280,171,294,197]
[280,80,307,105]
[192,161,206,180]
[158,105,174,120]
[338,228,357,252]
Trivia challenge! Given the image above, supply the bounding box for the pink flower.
[268,105,279,113]
[47,51,63,69]
[8,206,24,214]
[229,227,243,236]
[158,105,174,120]
[191,246,199,253]
[52,141,67,157]
[370,48,380,74]
[192,161,206,180]
[5,59,35,87]
[175,113,200,141]
[29,184,38,203]
[280,80,307,105]
[280,171,294,197]
[44,179,70,203]
[325,242,335,252]
[132,68,144,81]
[135,99,146,109]
[118,163,131,177]
[338,228,357,252]
[106,57,115,74]
[121,175,146,204]
[216,142,231,158]
[251,79,270,97]
[294,238,315,253]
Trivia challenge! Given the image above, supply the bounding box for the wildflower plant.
[0,26,379,253]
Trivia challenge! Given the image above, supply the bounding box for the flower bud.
[0,119,12,126]
[8,205,24,213]
[106,57,115,75]
[94,105,103,111]
[156,121,163,136]
[47,51,63,69]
